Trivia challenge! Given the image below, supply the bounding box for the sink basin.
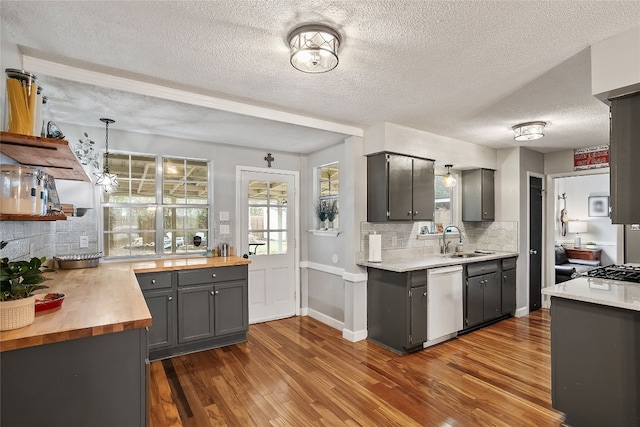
[446,253,485,259]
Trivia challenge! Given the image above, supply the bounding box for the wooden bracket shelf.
[0,214,66,221]
[0,131,91,182]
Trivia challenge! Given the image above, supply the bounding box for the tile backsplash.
[0,220,56,261]
[359,221,518,262]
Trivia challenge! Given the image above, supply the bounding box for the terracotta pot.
[0,295,36,331]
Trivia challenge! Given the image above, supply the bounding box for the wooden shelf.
[0,214,66,221]
[0,132,91,182]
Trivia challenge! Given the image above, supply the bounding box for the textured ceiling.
[1,1,639,154]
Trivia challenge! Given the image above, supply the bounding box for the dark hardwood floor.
[149,310,564,426]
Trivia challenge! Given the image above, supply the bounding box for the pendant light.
[94,118,118,193]
[442,164,457,188]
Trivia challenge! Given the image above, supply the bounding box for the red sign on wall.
[574,145,609,170]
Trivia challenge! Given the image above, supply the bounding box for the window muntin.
[102,153,210,258]
[248,180,288,255]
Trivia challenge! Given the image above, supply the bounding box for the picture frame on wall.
[588,196,609,217]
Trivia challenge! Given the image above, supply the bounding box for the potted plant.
[585,241,598,249]
[0,241,53,331]
[324,200,338,229]
[315,202,328,229]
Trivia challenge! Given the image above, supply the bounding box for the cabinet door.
[481,169,495,220]
[214,280,248,336]
[483,272,501,320]
[412,158,434,221]
[465,276,484,328]
[388,154,414,220]
[144,289,175,350]
[177,285,215,344]
[409,285,428,347]
[501,268,516,315]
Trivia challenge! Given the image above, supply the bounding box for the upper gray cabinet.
[367,153,434,222]
[610,92,640,224]
[462,168,495,221]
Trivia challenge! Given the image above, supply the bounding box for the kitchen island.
[542,275,640,427]
[0,255,250,427]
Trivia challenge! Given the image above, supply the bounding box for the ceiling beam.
[23,56,364,138]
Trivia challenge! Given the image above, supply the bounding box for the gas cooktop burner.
[585,265,640,283]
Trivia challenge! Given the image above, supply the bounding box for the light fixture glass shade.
[512,121,546,141]
[441,164,457,187]
[288,24,340,73]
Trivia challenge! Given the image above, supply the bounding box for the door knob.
[529,249,538,255]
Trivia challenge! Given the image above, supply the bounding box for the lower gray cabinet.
[501,257,517,315]
[367,267,427,354]
[144,288,176,350]
[178,285,215,343]
[137,265,248,360]
[464,258,517,330]
[464,261,501,329]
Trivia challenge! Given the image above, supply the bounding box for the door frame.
[527,172,544,313]
[543,168,621,308]
[235,166,301,316]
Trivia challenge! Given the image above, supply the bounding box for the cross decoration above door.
[264,153,275,168]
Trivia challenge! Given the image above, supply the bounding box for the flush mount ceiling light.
[442,164,457,188]
[512,121,546,141]
[287,24,341,73]
[94,118,118,193]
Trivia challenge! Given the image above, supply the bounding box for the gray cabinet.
[136,271,175,351]
[501,257,517,315]
[367,267,427,353]
[610,92,640,224]
[178,284,215,343]
[462,168,495,221]
[464,260,501,329]
[136,264,248,360]
[367,153,435,222]
[144,288,175,350]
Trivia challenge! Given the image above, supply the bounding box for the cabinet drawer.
[502,257,517,270]
[466,260,499,277]
[136,272,173,291]
[178,265,247,286]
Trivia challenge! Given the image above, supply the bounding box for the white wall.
[554,174,617,265]
[591,26,640,100]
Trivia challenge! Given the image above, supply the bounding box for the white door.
[240,170,296,323]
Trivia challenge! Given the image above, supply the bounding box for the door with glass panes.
[240,170,296,323]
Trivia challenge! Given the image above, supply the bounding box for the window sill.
[309,229,342,237]
[416,232,460,240]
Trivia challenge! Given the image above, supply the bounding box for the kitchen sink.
[446,253,485,259]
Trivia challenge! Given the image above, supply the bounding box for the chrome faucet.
[441,225,464,254]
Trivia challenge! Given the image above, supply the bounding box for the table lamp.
[568,220,588,248]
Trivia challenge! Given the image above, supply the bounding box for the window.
[418,174,455,235]
[102,153,210,258]
[318,162,339,228]
[248,179,288,255]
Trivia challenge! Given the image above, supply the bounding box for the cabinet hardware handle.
[212,273,216,278]
[211,291,215,295]
[414,211,418,216]
[407,211,412,216]
[529,249,537,255]
[151,279,156,284]
[168,296,172,301]
[215,290,219,294]
[423,292,427,296]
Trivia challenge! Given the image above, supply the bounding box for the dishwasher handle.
[428,265,463,277]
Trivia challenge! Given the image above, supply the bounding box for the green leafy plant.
[0,241,53,301]
[315,203,328,222]
[324,200,338,222]
[586,241,597,246]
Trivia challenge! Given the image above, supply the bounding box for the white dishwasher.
[427,265,463,341]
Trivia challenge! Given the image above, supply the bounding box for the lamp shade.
[568,220,588,234]
[512,121,546,141]
[288,24,340,73]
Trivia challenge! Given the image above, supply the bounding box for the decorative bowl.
[35,293,65,312]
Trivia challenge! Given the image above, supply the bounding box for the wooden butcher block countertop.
[0,256,250,352]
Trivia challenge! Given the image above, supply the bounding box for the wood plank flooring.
[149,310,564,426]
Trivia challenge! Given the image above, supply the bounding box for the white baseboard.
[343,328,367,342]
[307,308,344,332]
[299,307,308,316]
[515,307,529,317]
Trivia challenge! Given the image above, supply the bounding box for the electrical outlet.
[80,236,89,248]
[391,235,397,247]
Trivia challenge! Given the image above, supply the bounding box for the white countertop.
[357,251,518,273]
[542,276,640,311]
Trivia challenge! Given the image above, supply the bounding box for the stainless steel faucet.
[441,225,464,254]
